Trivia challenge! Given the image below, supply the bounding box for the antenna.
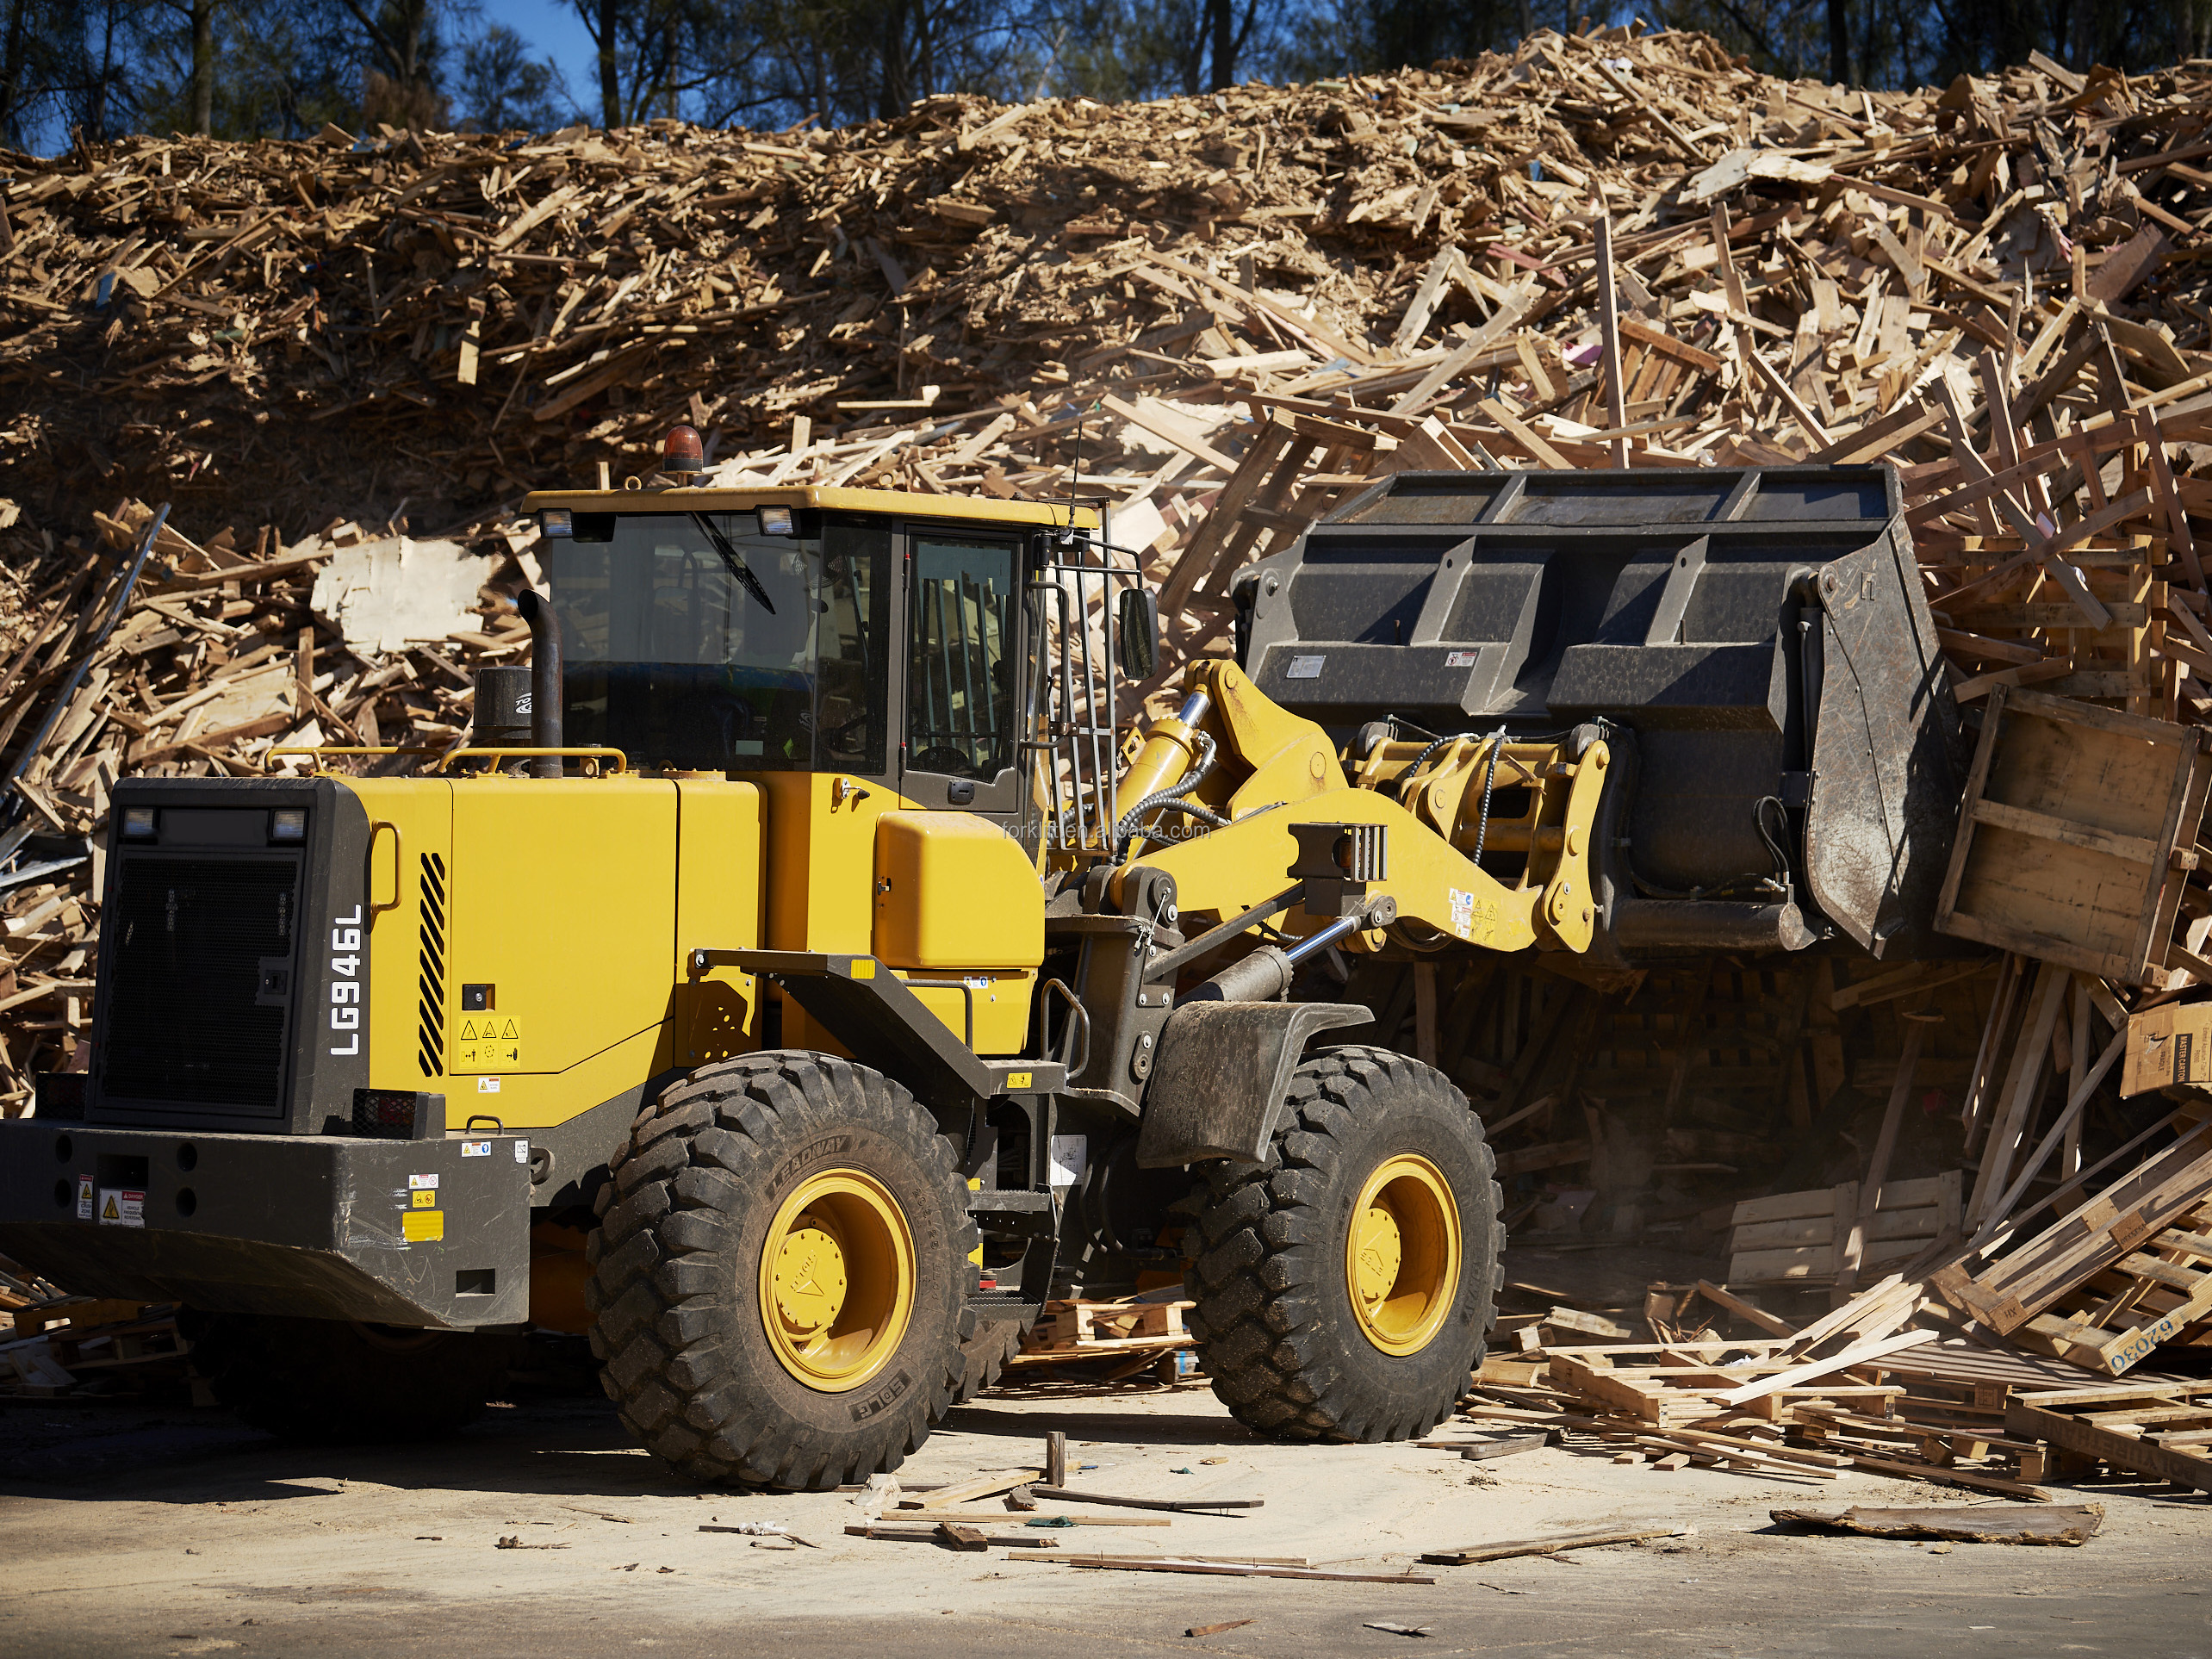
[1062,400,1094,544]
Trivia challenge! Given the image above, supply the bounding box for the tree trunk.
[192,0,215,134]
[1826,0,1849,85]
[597,0,622,127]
[1209,0,1233,90]
[90,0,120,140]
[0,0,32,146]
[878,0,911,122]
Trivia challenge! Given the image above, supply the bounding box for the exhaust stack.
[513,590,563,778]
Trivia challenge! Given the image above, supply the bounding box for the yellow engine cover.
[872,811,1042,971]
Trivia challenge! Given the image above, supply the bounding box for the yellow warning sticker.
[411,1190,436,1209]
[453,1013,524,1072]
[402,1209,444,1243]
[1005,1072,1032,1090]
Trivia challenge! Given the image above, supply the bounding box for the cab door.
[896,526,1027,817]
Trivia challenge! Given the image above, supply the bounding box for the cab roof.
[519,483,1097,531]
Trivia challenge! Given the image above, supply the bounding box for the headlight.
[270,809,307,842]
[758,506,794,536]
[539,508,573,537]
[121,806,157,839]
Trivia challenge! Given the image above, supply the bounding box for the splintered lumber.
[1772,1505,2102,1544]
[1421,1523,1692,1565]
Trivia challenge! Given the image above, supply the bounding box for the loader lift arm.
[1107,660,1611,966]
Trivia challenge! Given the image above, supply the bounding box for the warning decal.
[455,1014,523,1071]
[97,1188,145,1228]
[401,1209,444,1243]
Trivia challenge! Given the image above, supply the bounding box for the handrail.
[366,820,402,917]
[431,747,629,774]
[264,746,438,772]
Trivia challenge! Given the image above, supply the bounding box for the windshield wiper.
[690,513,776,614]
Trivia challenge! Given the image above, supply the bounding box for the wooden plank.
[1422,1524,1691,1565]
[1716,1329,1939,1407]
[1966,798,2159,867]
[1594,208,1629,469]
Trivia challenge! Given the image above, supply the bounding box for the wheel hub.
[757,1169,916,1392]
[1351,1204,1403,1306]
[772,1215,849,1334]
[1344,1153,1462,1357]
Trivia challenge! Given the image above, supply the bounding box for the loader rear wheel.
[1184,1046,1501,1442]
[587,1051,978,1488]
[954,1318,1027,1403]
[181,1313,518,1441]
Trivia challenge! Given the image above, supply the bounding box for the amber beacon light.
[662,423,705,477]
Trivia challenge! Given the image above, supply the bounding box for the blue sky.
[484,0,601,119]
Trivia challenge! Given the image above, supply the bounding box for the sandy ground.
[8,1366,2212,1659]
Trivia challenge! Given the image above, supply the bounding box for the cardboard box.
[2123,1002,2212,1096]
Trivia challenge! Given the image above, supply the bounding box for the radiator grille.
[418,851,446,1078]
[102,856,298,1112]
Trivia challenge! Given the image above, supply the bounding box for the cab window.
[905,537,1016,780]
[542,513,889,774]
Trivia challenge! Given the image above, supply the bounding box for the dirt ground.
[9,1350,2212,1659]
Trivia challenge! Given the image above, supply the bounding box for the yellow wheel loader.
[0,442,1960,1484]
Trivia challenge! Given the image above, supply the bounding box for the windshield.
[543,513,889,774]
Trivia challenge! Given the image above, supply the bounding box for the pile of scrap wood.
[3,26,2210,575]
[0,1253,190,1400]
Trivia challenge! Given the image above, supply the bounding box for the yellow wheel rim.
[1345,1153,1462,1356]
[758,1167,916,1393]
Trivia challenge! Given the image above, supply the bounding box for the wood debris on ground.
[0,1253,190,1400]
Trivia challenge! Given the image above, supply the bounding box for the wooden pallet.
[45,1313,188,1373]
[1011,1298,1196,1371]
[1933,685,2212,987]
[2007,1382,2212,1493]
[1545,1339,1904,1427]
[1931,1118,2212,1342]
[1990,1202,2212,1376]
[1727,1173,1963,1286]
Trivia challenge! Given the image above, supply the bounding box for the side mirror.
[1116,587,1159,680]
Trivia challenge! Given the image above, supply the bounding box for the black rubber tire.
[954,1318,1026,1403]
[586,1050,978,1488]
[1184,1045,1502,1442]
[181,1312,518,1441]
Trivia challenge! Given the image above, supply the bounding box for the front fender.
[1133,1001,1372,1166]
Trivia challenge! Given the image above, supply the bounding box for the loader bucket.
[1230,467,1963,961]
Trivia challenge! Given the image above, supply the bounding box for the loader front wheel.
[1184,1046,1501,1442]
[954,1318,1027,1403]
[587,1051,977,1488]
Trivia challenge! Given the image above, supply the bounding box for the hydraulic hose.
[1114,727,1218,856]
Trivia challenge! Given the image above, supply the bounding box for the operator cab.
[525,483,1083,823]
